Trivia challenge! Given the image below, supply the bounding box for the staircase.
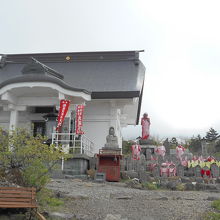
[52,133,94,157]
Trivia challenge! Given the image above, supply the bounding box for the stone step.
[63,169,84,176]
[64,174,88,180]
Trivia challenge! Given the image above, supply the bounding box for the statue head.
[109,126,115,136]
[143,113,148,118]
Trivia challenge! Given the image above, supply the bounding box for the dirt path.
[47,179,217,220]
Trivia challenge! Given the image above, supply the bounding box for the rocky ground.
[45,179,220,220]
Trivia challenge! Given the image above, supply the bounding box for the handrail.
[52,133,94,157]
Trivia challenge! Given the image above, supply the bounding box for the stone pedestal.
[63,154,90,176]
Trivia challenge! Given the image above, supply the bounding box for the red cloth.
[176,145,185,160]
[141,117,150,140]
[76,105,85,134]
[206,170,211,176]
[131,144,141,160]
[201,169,205,175]
[201,169,211,177]
[207,156,215,162]
[155,145,166,157]
[56,99,70,132]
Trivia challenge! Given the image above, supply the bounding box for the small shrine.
[97,127,122,182]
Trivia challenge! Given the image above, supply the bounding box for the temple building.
[0,51,146,154]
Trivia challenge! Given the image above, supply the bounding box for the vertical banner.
[56,99,70,132]
[76,105,84,134]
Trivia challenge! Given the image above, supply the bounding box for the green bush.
[203,199,220,220]
[122,140,132,155]
[204,212,220,220]
[176,183,185,191]
[37,188,64,207]
[0,128,69,206]
[142,182,158,190]
[212,200,220,211]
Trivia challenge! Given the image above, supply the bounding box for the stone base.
[139,139,155,145]
[102,146,120,150]
[64,174,88,180]
[63,157,89,175]
[99,148,121,155]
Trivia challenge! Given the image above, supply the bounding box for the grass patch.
[203,212,220,220]
[212,200,220,211]
[203,199,220,220]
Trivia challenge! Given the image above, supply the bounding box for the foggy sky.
[1,0,220,140]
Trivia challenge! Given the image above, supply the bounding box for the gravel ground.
[47,179,218,220]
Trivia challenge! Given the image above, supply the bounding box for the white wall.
[83,100,123,153]
[0,98,136,154]
[83,101,110,153]
[0,110,46,131]
[0,111,10,129]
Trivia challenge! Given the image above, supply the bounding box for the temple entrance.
[33,121,46,137]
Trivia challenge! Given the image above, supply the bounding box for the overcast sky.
[1,0,220,139]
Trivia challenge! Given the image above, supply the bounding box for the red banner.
[56,99,70,132]
[76,105,84,134]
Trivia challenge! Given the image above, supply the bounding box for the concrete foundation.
[63,154,90,176]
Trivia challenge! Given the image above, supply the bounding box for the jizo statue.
[104,127,119,148]
[141,113,151,140]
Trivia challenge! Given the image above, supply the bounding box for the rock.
[185,183,195,191]
[104,214,122,220]
[166,181,178,190]
[75,214,89,220]
[160,179,168,188]
[195,177,204,183]
[207,196,220,201]
[205,184,218,191]
[115,196,132,200]
[120,171,129,180]
[125,179,142,189]
[133,183,143,189]
[55,191,69,198]
[180,177,192,183]
[156,197,168,201]
[184,198,195,201]
[195,183,205,191]
[125,171,139,179]
[139,171,155,183]
[138,170,150,183]
[48,212,75,219]
[86,169,96,179]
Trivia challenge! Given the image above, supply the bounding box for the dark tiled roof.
[0,51,146,124]
[0,51,145,97]
[0,74,90,95]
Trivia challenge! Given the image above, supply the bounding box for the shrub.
[212,199,220,211]
[37,188,64,208]
[0,128,69,205]
[204,212,220,220]
[142,182,158,190]
[176,183,185,191]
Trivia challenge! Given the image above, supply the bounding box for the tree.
[0,128,68,192]
[122,140,132,155]
[205,127,219,142]
[215,140,220,152]
[169,137,178,148]
[189,135,202,153]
